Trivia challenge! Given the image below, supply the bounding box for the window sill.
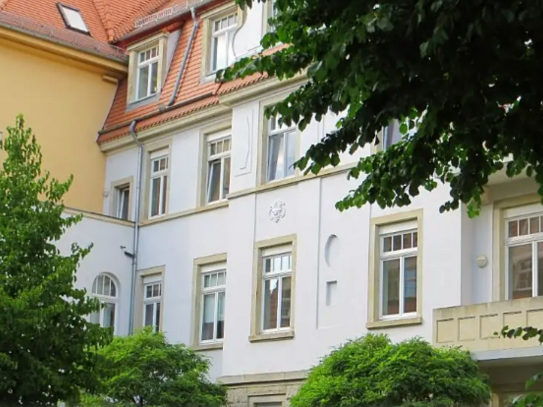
[366,315,422,330]
[201,73,218,85]
[126,93,159,112]
[249,330,294,343]
[192,342,224,351]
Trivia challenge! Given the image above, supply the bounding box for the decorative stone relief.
[268,200,286,223]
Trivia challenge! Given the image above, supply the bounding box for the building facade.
[3,1,543,407]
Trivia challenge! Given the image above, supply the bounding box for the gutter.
[98,92,215,136]
[128,120,144,334]
[168,7,199,107]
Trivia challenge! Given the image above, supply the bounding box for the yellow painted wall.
[0,36,122,213]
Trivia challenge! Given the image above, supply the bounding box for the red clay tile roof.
[1,0,276,143]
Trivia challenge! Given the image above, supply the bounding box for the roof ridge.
[110,0,171,40]
[92,0,115,42]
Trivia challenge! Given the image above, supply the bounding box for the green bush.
[80,328,227,407]
[291,334,490,407]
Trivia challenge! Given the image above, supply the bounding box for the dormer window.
[210,12,237,72]
[137,46,159,100]
[126,33,169,107]
[57,4,89,34]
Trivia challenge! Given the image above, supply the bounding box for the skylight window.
[57,4,89,33]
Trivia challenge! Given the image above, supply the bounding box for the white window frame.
[206,131,231,204]
[199,265,227,344]
[261,246,293,333]
[210,12,238,73]
[90,274,118,334]
[149,150,168,218]
[115,184,130,220]
[379,222,418,320]
[143,277,162,332]
[136,46,159,101]
[266,115,297,182]
[504,204,543,299]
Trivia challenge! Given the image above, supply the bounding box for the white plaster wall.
[57,214,134,336]
[103,147,139,220]
[169,127,201,212]
[233,1,265,59]
[136,207,228,376]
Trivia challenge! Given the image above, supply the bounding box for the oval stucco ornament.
[268,200,286,223]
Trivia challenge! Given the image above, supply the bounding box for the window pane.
[152,284,160,297]
[273,256,281,272]
[508,220,518,237]
[103,276,111,296]
[519,218,529,236]
[110,279,116,297]
[103,302,115,329]
[145,285,152,298]
[531,217,540,234]
[150,177,161,217]
[144,303,154,327]
[413,232,418,247]
[216,291,225,339]
[392,234,402,251]
[227,31,235,65]
[384,121,402,149]
[201,294,215,341]
[280,276,291,328]
[509,244,533,299]
[403,257,417,313]
[263,278,279,330]
[403,233,412,249]
[119,188,129,220]
[160,176,168,215]
[151,62,158,95]
[217,271,226,286]
[267,134,285,181]
[212,34,227,71]
[155,302,161,332]
[160,157,168,171]
[538,242,543,297]
[383,236,392,252]
[264,258,272,273]
[222,156,231,198]
[382,259,400,316]
[89,311,100,324]
[138,65,150,99]
[207,160,221,203]
[95,275,104,295]
[285,131,296,177]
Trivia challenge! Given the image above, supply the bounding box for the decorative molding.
[268,200,286,223]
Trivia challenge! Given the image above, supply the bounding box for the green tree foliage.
[80,327,227,407]
[0,116,110,406]
[501,326,543,407]
[290,334,490,407]
[222,0,543,214]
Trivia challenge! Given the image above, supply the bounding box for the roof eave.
[0,24,128,73]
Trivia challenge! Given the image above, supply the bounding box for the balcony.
[433,297,543,353]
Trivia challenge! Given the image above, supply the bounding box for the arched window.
[90,274,118,333]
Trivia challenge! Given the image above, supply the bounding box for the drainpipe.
[167,7,199,106]
[128,120,143,334]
